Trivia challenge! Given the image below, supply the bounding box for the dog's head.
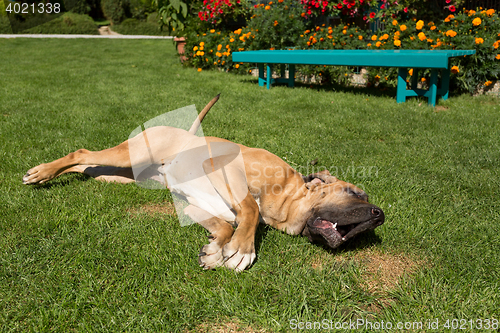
[300,170,384,249]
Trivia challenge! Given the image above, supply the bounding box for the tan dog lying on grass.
[23,95,385,271]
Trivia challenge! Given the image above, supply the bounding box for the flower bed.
[184,4,500,94]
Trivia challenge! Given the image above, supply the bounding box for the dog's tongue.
[312,219,333,229]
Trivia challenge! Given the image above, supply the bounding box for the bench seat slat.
[233,50,476,69]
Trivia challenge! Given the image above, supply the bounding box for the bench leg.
[258,64,265,87]
[428,69,438,106]
[266,64,273,89]
[288,64,295,87]
[397,68,408,103]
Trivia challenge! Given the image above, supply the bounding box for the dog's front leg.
[222,193,260,271]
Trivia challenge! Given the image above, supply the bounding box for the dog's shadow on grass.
[239,77,397,100]
[253,224,382,264]
[28,173,94,190]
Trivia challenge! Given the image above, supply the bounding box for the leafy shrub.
[21,12,99,34]
[248,0,305,50]
[0,16,12,34]
[102,0,125,24]
[112,17,171,35]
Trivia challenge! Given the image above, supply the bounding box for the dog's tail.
[188,94,220,135]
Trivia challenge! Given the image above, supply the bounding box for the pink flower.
[445,0,451,3]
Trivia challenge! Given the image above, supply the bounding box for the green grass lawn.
[0,38,499,332]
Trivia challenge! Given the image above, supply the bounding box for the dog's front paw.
[222,240,256,272]
[198,240,225,270]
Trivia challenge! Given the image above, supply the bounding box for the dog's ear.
[303,169,338,189]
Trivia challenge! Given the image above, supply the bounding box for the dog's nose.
[371,208,382,217]
[371,208,385,226]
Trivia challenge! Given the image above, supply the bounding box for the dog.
[23,95,385,271]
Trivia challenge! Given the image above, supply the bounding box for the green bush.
[247,0,304,50]
[101,0,125,24]
[112,17,171,35]
[0,16,12,34]
[21,12,99,34]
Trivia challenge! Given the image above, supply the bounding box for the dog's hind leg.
[23,141,132,185]
[60,165,136,184]
[184,205,234,270]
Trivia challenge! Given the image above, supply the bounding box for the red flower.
[449,5,455,12]
[337,3,342,9]
[403,7,408,13]
[380,4,385,9]
[369,12,375,18]
[445,0,451,3]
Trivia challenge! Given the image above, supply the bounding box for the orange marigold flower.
[494,41,500,49]
[451,65,459,74]
[409,69,413,76]
[472,17,482,26]
[431,26,436,30]
[235,64,240,69]
[193,46,198,51]
[301,12,306,17]
[496,54,500,59]
[304,30,310,34]
[416,20,424,30]
[394,40,401,47]
[371,35,377,41]
[475,37,484,44]
[421,78,426,82]
[343,29,347,34]
[367,43,372,47]
[418,32,427,41]
[217,44,222,50]
[265,5,270,10]
[484,80,492,86]
[197,68,202,72]
[468,10,476,16]
[392,20,398,26]
[444,14,454,22]
[376,41,381,47]
[446,30,457,37]
[400,25,407,31]
[210,29,215,33]
[486,9,495,16]
[375,75,380,81]
[274,20,278,26]
[358,35,363,40]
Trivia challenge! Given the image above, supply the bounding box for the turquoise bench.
[232,50,476,106]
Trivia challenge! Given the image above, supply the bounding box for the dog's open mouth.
[311,218,359,240]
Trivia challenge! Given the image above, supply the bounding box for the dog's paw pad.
[198,242,224,270]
